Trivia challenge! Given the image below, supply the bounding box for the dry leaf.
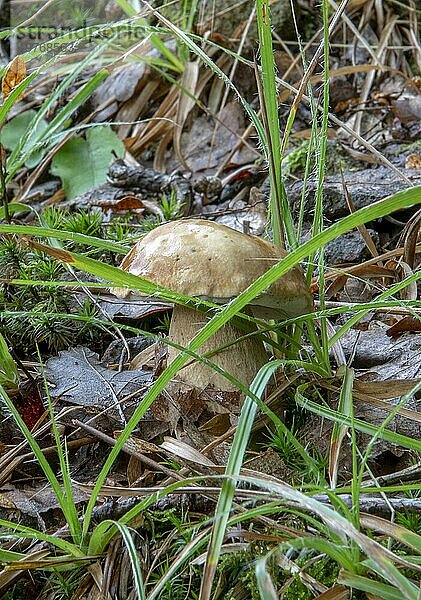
[386,316,421,337]
[199,413,231,436]
[174,61,200,171]
[0,143,6,166]
[1,56,26,101]
[130,343,157,370]
[127,455,144,485]
[405,154,421,170]
[0,493,16,509]
[314,585,349,599]
[160,437,216,467]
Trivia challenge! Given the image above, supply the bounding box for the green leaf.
[0,224,129,254]
[0,332,20,388]
[295,386,421,452]
[255,556,278,600]
[51,125,124,199]
[0,110,48,168]
[0,384,82,545]
[201,361,284,599]
[338,571,417,600]
[0,202,33,221]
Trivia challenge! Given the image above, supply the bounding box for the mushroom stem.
[167,306,268,391]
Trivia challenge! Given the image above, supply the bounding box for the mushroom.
[114,219,313,391]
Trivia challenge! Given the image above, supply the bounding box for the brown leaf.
[174,61,200,171]
[405,154,421,170]
[95,195,145,212]
[314,585,349,599]
[199,413,231,436]
[401,208,421,269]
[24,238,75,263]
[353,378,421,401]
[1,56,26,101]
[160,437,216,467]
[127,455,144,485]
[386,316,421,337]
[0,143,6,166]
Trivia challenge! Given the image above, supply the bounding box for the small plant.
[0,330,20,389]
[160,190,184,221]
[396,510,421,535]
[0,207,116,354]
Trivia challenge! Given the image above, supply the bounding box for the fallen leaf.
[386,317,421,337]
[1,56,26,100]
[51,126,125,199]
[44,347,152,408]
[405,154,421,170]
[14,380,44,430]
[160,436,216,467]
[0,493,16,509]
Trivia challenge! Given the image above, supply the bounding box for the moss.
[0,207,123,356]
[283,139,361,177]
[214,548,340,600]
[282,556,339,599]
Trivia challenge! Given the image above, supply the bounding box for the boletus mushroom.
[114,219,313,391]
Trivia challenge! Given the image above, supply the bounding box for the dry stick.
[341,169,380,258]
[323,243,421,280]
[314,494,421,515]
[0,437,95,486]
[361,461,421,487]
[214,5,256,141]
[276,73,413,184]
[219,64,414,184]
[328,0,379,63]
[71,425,287,536]
[352,16,398,139]
[0,408,74,472]
[72,418,184,481]
[321,301,421,317]
[17,0,58,28]
[76,482,421,516]
[280,0,349,154]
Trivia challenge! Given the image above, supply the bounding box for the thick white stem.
[167,306,268,391]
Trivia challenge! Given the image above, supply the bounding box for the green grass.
[0,0,421,598]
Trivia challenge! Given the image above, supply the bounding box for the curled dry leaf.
[386,316,421,338]
[384,259,417,301]
[401,207,421,269]
[1,56,26,101]
[174,61,200,171]
[160,437,216,467]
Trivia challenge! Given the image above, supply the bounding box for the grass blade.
[329,366,354,488]
[200,361,283,600]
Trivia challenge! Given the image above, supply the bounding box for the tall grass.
[0,0,420,598]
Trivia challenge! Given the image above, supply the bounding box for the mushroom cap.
[116,219,313,317]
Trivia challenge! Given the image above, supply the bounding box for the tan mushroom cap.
[118,219,313,318]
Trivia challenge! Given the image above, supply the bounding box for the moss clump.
[213,548,340,599]
[0,207,127,356]
[283,556,339,599]
[283,139,360,177]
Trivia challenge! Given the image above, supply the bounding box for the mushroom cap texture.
[117,219,313,317]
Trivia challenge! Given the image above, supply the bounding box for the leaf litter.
[0,1,421,597]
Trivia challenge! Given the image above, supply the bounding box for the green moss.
[0,207,129,356]
[283,556,339,599]
[213,547,340,599]
[283,140,360,177]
